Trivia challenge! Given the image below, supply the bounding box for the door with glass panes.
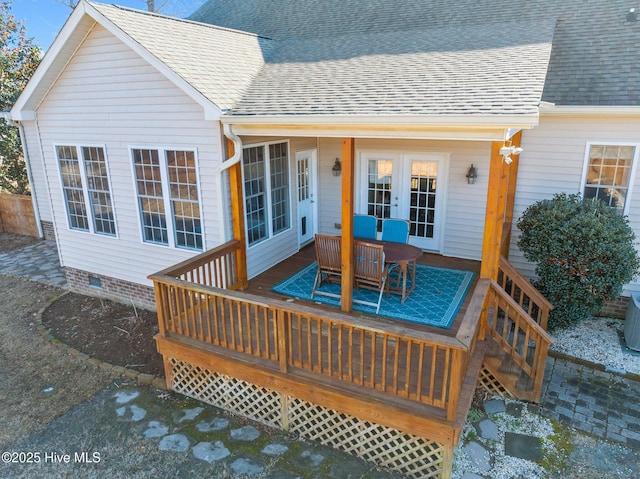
[296,149,318,245]
[360,152,447,251]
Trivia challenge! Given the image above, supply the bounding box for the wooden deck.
[246,242,482,338]
[150,240,551,479]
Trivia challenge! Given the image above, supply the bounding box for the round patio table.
[381,242,422,303]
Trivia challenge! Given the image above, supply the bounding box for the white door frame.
[295,149,318,246]
[357,150,449,252]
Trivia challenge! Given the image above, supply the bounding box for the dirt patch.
[0,232,40,253]
[0,276,115,447]
[42,293,164,377]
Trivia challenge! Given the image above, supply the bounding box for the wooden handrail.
[487,280,553,400]
[498,256,553,330]
[151,240,243,290]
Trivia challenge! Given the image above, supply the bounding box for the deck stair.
[479,258,554,403]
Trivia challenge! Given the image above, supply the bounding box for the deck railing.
[487,257,554,400]
[486,281,553,400]
[497,256,553,330]
[150,240,489,422]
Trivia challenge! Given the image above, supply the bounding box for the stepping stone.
[192,441,230,463]
[484,398,506,415]
[477,419,499,441]
[461,441,491,472]
[143,421,169,438]
[114,390,140,404]
[292,450,325,468]
[196,417,229,432]
[460,473,486,479]
[159,433,190,452]
[230,458,264,476]
[504,432,542,462]
[262,443,289,456]
[174,407,204,423]
[116,405,146,422]
[230,425,261,441]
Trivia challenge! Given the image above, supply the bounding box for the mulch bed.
[42,292,164,377]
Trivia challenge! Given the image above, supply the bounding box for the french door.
[360,152,447,251]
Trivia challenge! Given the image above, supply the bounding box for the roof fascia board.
[221,114,539,129]
[222,114,539,141]
[227,123,517,142]
[11,3,92,120]
[539,105,640,117]
[84,2,221,120]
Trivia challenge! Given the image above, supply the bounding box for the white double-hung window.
[582,143,638,214]
[56,145,117,236]
[131,147,203,251]
[243,141,290,246]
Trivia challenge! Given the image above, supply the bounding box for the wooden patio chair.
[311,234,342,299]
[353,214,377,240]
[353,240,389,314]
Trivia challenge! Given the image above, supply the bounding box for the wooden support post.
[480,142,509,280]
[227,138,249,289]
[502,131,522,259]
[340,138,355,312]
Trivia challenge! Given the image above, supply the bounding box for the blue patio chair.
[353,214,377,240]
[381,218,410,243]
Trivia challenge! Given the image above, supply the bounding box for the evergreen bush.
[517,193,640,330]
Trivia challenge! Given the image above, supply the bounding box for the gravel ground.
[550,317,640,375]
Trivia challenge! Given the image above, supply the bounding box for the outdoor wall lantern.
[466,164,478,184]
[332,158,342,177]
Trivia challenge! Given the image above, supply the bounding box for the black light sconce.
[466,164,478,184]
[332,158,342,177]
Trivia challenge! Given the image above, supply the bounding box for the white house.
[8,0,640,314]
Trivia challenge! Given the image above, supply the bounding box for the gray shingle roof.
[90,2,270,111]
[227,21,555,117]
[191,0,640,109]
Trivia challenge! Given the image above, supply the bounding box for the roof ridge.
[88,1,273,41]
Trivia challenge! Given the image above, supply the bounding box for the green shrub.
[517,193,640,330]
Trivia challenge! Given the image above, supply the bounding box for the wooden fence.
[0,193,38,237]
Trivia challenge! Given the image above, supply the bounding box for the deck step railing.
[150,241,491,422]
[497,256,553,330]
[485,257,554,401]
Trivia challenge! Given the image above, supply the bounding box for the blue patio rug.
[272,262,475,329]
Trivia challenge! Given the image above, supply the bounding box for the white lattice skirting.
[168,358,446,479]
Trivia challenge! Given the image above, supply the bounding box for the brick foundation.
[64,267,156,311]
[40,221,56,241]
[596,296,630,319]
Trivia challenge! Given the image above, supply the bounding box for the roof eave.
[539,104,640,117]
[221,113,540,141]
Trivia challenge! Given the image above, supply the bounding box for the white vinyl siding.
[32,24,224,288]
[511,115,640,295]
[22,121,53,222]
[316,138,489,261]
